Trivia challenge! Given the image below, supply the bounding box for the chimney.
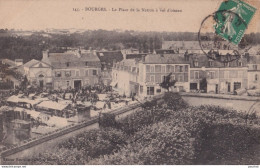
[42,50,49,61]
[122,50,126,60]
[245,52,250,62]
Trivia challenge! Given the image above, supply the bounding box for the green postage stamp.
[214,0,257,45]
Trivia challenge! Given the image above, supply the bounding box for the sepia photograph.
[0,0,259,166]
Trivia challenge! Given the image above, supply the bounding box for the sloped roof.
[48,52,100,63]
[42,51,101,69]
[23,59,39,68]
[96,51,123,63]
[23,59,52,68]
[143,54,189,64]
[126,53,147,59]
[189,54,248,68]
[248,55,260,64]
[155,49,175,54]
[1,59,15,66]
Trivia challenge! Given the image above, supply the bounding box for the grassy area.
[28,92,260,165]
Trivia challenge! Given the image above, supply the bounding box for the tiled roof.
[23,59,40,68]
[143,54,189,64]
[126,53,147,59]
[189,54,248,68]
[42,51,101,69]
[155,49,175,54]
[1,59,15,66]
[96,51,123,63]
[248,55,260,64]
[48,52,100,62]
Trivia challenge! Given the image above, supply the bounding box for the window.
[155,65,161,73]
[156,89,161,93]
[209,61,213,67]
[150,75,155,82]
[255,74,258,81]
[178,75,184,82]
[55,71,61,77]
[85,62,88,66]
[76,70,80,77]
[162,75,166,82]
[155,75,161,83]
[93,70,97,75]
[194,71,199,79]
[146,65,150,72]
[140,86,143,94]
[170,75,175,81]
[147,86,154,95]
[66,62,70,67]
[209,71,215,79]
[65,71,71,77]
[238,61,242,67]
[162,66,166,73]
[194,61,198,67]
[184,65,188,72]
[132,67,136,72]
[150,66,155,72]
[179,66,183,72]
[85,70,89,76]
[253,65,258,70]
[166,65,171,72]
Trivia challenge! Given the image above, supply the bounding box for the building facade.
[247,56,260,89]
[112,54,190,98]
[189,53,248,94]
[41,50,101,90]
[23,59,53,88]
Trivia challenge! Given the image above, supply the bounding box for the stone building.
[42,50,101,89]
[112,54,190,98]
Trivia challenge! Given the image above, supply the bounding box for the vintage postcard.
[0,0,260,166]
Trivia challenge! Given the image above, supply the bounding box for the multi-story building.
[112,54,190,98]
[42,50,101,90]
[96,51,123,85]
[189,53,248,94]
[247,56,260,89]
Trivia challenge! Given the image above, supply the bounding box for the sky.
[0,0,259,33]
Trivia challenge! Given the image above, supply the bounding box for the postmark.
[214,0,256,45]
[198,10,246,63]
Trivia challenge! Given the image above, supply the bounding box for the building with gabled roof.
[42,50,101,89]
[23,59,53,89]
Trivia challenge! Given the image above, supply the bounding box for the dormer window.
[238,61,242,67]
[209,60,213,67]
[66,62,70,67]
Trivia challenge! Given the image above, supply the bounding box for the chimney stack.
[42,50,49,61]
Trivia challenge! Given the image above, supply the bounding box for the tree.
[160,73,176,92]
[20,76,28,90]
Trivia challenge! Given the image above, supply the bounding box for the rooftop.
[143,54,189,64]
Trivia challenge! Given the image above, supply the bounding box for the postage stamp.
[214,0,257,45]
